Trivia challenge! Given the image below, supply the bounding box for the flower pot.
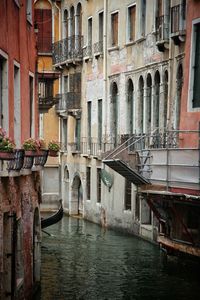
[0,151,15,160]
[48,150,58,157]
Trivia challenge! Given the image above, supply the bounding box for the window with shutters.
[29,75,34,137]
[87,101,92,150]
[26,0,32,24]
[128,5,136,42]
[0,55,8,131]
[111,12,118,46]
[86,167,91,200]
[124,179,132,210]
[35,9,52,53]
[97,168,101,203]
[192,22,200,108]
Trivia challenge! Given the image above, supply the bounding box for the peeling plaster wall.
[0,173,41,300]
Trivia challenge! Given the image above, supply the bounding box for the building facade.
[42,0,200,258]
[34,0,61,211]
[0,1,45,298]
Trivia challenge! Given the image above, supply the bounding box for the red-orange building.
[0,1,42,299]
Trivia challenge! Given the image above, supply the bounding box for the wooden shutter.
[129,6,136,41]
[193,24,200,108]
[112,13,118,46]
[35,9,52,53]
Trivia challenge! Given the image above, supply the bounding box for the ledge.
[108,46,119,52]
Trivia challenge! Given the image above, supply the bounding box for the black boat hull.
[41,204,63,229]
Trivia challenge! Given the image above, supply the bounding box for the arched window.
[127,79,134,134]
[76,3,82,36]
[70,6,75,36]
[146,74,152,132]
[175,64,183,129]
[63,9,68,39]
[138,76,144,133]
[111,82,118,147]
[154,71,160,129]
[163,70,168,128]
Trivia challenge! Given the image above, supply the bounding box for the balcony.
[83,44,92,61]
[93,41,103,58]
[171,5,186,45]
[156,15,169,52]
[52,35,83,66]
[55,92,81,116]
[39,96,58,113]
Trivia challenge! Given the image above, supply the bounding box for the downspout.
[54,1,62,199]
[103,0,108,144]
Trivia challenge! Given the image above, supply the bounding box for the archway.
[63,166,70,211]
[71,175,83,215]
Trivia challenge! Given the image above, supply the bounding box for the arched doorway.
[110,82,118,147]
[71,175,83,215]
[127,78,134,135]
[33,208,41,283]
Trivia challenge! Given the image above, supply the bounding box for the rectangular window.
[97,168,101,203]
[26,0,32,24]
[38,79,53,100]
[124,179,132,210]
[98,99,102,150]
[75,118,81,151]
[64,76,68,93]
[86,167,91,200]
[111,12,118,46]
[141,0,146,37]
[128,5,136,41]
[62,118,67,151]
[29,76,34,137]
[35,9,52,53]
[193,23,200,108]
[88,101,91,150]
[88,17,92,46]
[141,198,152,225]
[99,12,104,43]
[0,55,8,131]
[14,65,21,147]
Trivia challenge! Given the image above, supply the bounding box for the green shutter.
[193,24,200,108]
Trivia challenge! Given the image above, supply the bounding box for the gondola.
[41,202,63,229]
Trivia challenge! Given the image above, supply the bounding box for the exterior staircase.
[103,134,151,186]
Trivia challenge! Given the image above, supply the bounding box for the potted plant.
[48,140,60,157]
[22,138,38,156]
[0,127,15,160]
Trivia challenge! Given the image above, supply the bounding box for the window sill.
[108,46,119,52]
[125,37,146,47]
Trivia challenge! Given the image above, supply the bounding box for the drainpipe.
[103,0,108,143]
[54,1,62,201]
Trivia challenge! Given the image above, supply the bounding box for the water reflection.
[34,216,200,300]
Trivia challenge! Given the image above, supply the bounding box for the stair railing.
[104,128,159,161]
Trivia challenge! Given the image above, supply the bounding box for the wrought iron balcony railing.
[93,41,103,55]
[156,15,169,41]
[52,35,83,65]
[39,96,58,113]
[171,4,186,34]
[83,44,92,58]
[55,92,81,112]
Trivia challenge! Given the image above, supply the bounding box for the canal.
[35,215,200,300]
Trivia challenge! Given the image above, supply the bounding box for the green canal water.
[35,215,200,300]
